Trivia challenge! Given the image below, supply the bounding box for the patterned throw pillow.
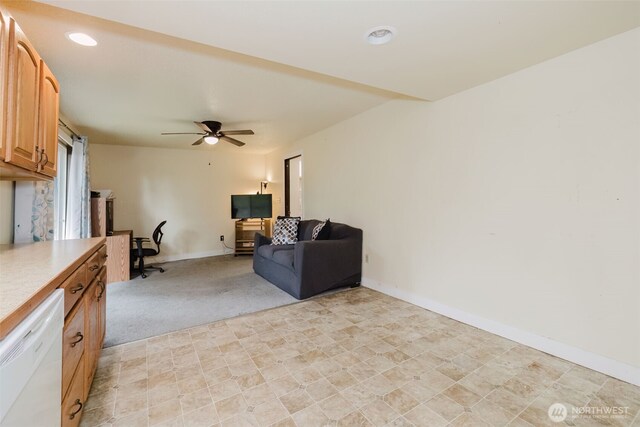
[271,217,300,245]
[311,219,330,240]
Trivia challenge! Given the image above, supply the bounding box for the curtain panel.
[65,136,91,239]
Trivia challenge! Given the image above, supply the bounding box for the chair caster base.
[159,268,165,273]
[141,273,148,279]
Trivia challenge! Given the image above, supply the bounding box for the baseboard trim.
[154,249,230,264]
[362,278,639,386]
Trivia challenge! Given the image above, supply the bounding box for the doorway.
[284,155,303,217]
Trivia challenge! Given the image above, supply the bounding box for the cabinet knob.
[70,284,84,294]
[89,264,99,271]
[69,399,83,419]
[70,332,84,347]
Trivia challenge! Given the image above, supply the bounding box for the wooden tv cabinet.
[235,219,271,256]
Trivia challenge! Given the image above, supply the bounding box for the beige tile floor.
[80,288,640,427]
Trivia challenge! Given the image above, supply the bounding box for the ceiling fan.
[161,121,254,146]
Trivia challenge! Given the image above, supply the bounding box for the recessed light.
[66,32,97,47]
[365,26,396,45]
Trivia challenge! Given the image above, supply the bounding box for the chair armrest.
[254,233,272,248]
[294,238,362,283]
[132,237,150,257]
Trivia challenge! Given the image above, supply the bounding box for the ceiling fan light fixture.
[365,26,396,45]
[204,135,219,145]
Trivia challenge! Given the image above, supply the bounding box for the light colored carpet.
[104,255,297,347]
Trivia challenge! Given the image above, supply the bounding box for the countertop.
[0,237,105,339]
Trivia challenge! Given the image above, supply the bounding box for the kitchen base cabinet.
[59,243,107,426]
[0,238,107,427]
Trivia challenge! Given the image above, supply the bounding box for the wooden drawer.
[60,264,87,317]
[61,356,85,427]
[86,245,107,283]
[62,302,85,399]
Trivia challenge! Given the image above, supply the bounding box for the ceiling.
[6,1,640,152]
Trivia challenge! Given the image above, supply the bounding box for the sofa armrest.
[294,238,362,284]
[254,233,272,248]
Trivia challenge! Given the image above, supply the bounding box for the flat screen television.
[231,194,272,219]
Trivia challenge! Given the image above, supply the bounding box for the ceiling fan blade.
[192,138,204,146]
[194,121,212,133]
[220,130,254,136]
[161,132,206,135]
[221,136,245,147]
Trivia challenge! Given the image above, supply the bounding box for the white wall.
[267,29,640,375]
[90,144,266,261]
[0,181,13,244]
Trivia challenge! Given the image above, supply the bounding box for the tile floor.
[80,288,640,427]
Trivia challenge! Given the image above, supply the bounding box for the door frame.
[283,151,303,217]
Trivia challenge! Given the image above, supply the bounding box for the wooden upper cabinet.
[5,18,41,172]
[0,10,8,160]
[38,60,59,177]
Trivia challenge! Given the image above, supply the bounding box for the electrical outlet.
[220,235,224,241]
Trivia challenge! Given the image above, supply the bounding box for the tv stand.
[235,219,271,256]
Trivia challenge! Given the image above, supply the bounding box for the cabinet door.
[38,60,58,177]
[61,357,84,427]
[97,269,107,345]
[83,280,99,398]
[0,10,8,160]
[4,18,40,171]
[62,302,85,399]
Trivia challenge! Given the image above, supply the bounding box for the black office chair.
[131,221,166,279]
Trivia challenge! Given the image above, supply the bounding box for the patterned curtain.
[65,136,91,239]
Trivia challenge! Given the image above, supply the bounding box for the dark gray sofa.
[253,220,363,299]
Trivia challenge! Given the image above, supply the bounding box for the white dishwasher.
[0,289,64,427]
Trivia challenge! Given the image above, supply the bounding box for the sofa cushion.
[272,217,300,245]
[257,244,294,260]
[272,249,294,270]
[298,220,319,241]
[312,219,331,240]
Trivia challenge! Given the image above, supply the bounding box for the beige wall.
[267,29,640,369]
[90,144,266,261]
[0,181,13,244]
